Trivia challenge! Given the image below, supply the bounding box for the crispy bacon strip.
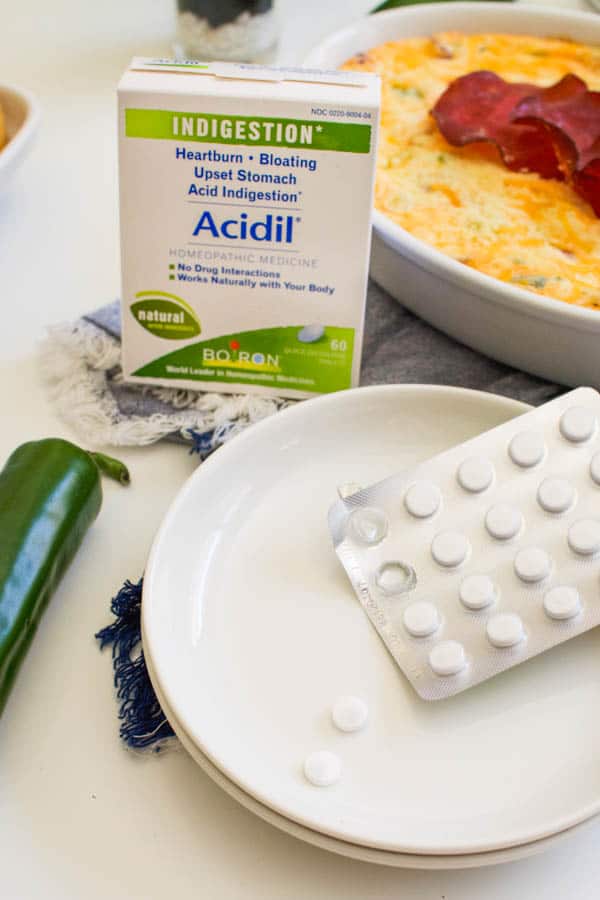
[431,71,577,178]
[431,71,600,215]
[514,80,600,214]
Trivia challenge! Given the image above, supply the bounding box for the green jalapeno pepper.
[0,438,129,715]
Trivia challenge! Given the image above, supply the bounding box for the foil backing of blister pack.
[328,387,600,701]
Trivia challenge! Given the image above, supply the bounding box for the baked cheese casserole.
[342,33,600,309]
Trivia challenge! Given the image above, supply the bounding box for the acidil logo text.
[192,210,295,244]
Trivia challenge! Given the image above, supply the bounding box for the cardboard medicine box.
[118,59,380,398]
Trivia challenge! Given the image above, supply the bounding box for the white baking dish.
[305,2,600,388]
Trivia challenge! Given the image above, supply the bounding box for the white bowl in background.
[305,2,600,389]
[0,83,39,193]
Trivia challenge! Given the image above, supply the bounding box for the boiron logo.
[202,337,280,372]
[203,344,280,372]
[192,210,296,244]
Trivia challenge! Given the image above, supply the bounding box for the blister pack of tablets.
[328,387,600,701]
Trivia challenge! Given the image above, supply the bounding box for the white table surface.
[1,0,599,897]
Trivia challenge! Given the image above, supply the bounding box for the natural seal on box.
[118,58,380,398]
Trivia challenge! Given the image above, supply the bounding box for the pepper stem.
[90,452,131,486]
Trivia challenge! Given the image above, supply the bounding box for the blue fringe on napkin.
[95,436,221,751]
[96,578,176,751]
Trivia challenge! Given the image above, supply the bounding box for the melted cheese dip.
[342,33,600,309]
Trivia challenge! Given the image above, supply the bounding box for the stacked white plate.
[142,385,600,868]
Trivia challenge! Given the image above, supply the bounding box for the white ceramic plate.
[0,83,39,192]
[145,641,599,870]
[143,385,600,855]
[304,3,600,389]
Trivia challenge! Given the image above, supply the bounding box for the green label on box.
[131,290,201,340]
[125,109,372,153]
[133,325,355,393]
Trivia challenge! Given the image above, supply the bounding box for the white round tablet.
[514,547,553,583]
[431,531,470,568]
[568,519,600,556]
[537,477,576,514]
[508,431,546,468]
[303,751,341,787]
[404,481,441,518]
[347,507,388,546]
[486,613,525,648]
[297,324,325,344]
[543,585,582,621]
[485,504,523,541]
[331,696,369,733]
[403,601,440,637]
[590,453,600,486]
[457,456,495,493]
[375,561,417,595]
[429,640,466,677]
[560,407,597,443]
[459,574,497,610]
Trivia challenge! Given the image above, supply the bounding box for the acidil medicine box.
[118,58,380,398]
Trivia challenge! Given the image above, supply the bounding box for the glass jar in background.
[175,0,279,63]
